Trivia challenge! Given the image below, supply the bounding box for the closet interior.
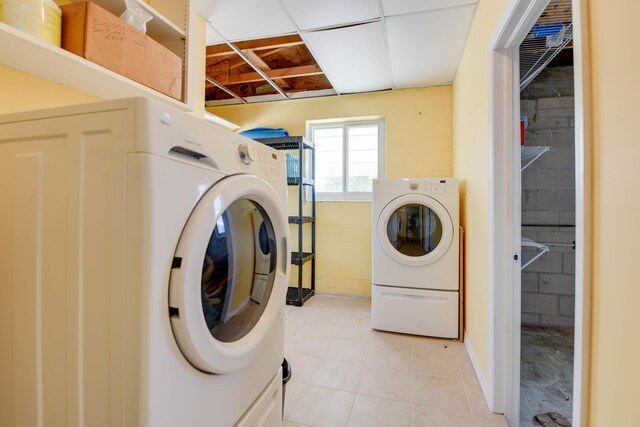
[518,1,575,425]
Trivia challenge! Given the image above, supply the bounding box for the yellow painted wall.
[453,0,640,422]
[0,65,97,114]
[209,88,453,296]
[587,0,640,424]
[452,0,507,377]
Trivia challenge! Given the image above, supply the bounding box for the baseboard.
[464,333,489,401]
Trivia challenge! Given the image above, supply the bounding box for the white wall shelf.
[75,0,186,43]
[0,22,190,111]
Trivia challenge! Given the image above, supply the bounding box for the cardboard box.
[60,2,182,100]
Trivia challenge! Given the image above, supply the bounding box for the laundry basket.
[285,153,300,178]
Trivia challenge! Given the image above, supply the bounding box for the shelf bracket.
[521,238,550,270]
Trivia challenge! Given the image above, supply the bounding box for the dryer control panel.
[423,180,451,194]
[374,178,459,195]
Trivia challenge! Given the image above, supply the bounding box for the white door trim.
[487,0,551,416]
[486,0,591,425]
[569,1,592,425]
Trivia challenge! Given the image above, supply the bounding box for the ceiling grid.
[202,0,479,105]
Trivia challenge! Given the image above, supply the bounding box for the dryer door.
[169,174,288,374]
[377,194,453,266]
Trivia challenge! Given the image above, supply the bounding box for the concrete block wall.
[520,66,576,328]
[521,226,575,327]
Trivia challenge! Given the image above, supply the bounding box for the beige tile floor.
[283,294,509,427]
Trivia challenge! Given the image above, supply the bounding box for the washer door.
[377,194,453,267]
[169,174,288,374]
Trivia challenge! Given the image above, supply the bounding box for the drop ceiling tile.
[281,0,380,31]
[303,22,393,93]
[385,5,475,88]
[205,0,297,41]
[382,0,476,17]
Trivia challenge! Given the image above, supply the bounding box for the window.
[309,119,385,201]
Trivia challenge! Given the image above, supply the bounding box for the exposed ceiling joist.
[242,49,290,89]
[206,35,305,58]
[204,34,332,102]
[206,64,324,85]
[227,43,289,99]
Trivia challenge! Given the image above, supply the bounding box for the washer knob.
[238,144,257,164]
[409,182,419,190]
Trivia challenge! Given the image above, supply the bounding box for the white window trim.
[306,118,385,202]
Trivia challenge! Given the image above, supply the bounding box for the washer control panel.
[231,139,284,180]
[255,148,283,180]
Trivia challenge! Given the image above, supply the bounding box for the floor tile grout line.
[285,295,507,426]
[345,390,357,427]
[282,382,305,421]
[459,359,478,417]
[285,376,360,394]
[355,389,412,404]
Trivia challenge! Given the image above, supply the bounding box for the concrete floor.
[520,325,574,427]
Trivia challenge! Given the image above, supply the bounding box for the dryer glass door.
[169,174,288,374]
[386,203,443,257]
[378,194,453,266]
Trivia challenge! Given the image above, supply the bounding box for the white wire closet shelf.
[519,0,573,91]
[521,146,551,171]
[521,238,550,270]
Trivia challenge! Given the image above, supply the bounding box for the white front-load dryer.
[0,98,289,427]
[371,178,459,338]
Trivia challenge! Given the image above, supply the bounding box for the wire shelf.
[521,146,551,171]
[519,0,573,91]
[256,136,313,150]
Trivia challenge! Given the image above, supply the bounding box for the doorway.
[487,0,591,425]
[519,20,575,423]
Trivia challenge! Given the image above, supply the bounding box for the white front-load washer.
[0,98,290,427]
[371,178,459,338]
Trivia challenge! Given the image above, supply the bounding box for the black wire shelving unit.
[257,136,315,306]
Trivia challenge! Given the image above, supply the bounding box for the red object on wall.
[520,120,525,145]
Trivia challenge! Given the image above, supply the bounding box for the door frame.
[487,0,592,425]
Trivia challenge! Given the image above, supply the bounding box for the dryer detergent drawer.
[371,285,459,338]
[235,368,282,427]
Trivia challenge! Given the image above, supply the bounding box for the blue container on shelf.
[532,23,563,37]
[285,153,300,178]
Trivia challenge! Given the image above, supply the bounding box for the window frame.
[307,118,385,201]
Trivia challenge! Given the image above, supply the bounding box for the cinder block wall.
[520,66,576,328]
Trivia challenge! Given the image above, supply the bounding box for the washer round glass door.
[377,194,453,266]
[169,174,288,374]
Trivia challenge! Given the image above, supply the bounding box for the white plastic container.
[0,0,62,46]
